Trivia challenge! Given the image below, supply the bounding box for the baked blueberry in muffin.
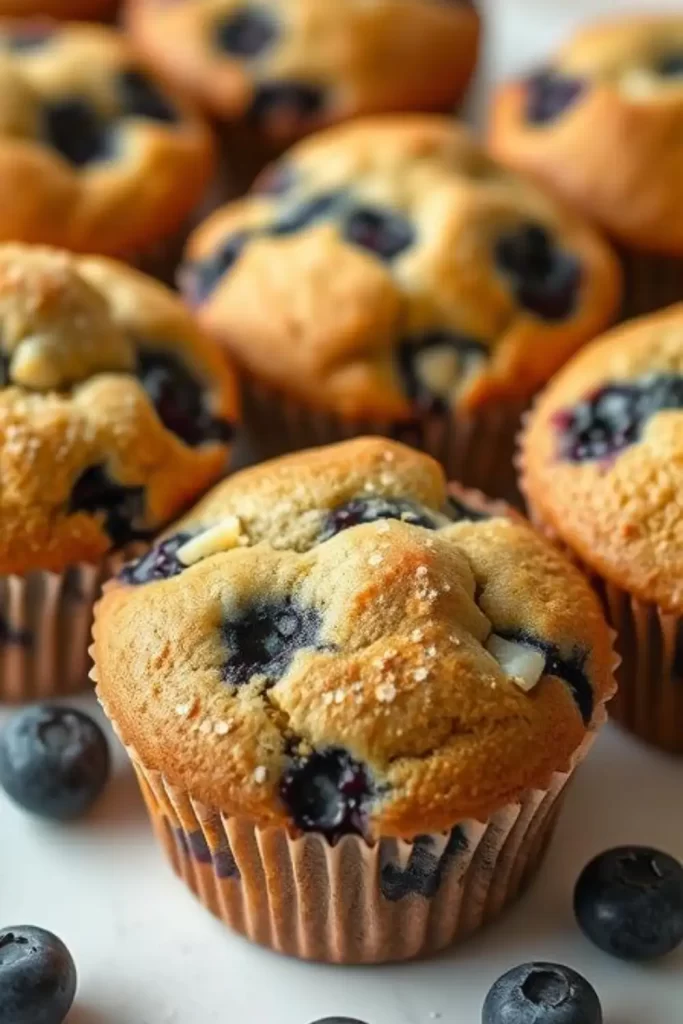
[0,22,213,259]
[95,438,615,962]
[126,0,481,138]
[522,303,683,753]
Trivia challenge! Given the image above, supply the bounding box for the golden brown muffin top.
[93,438,615,838]
[489,15,683,253]
[126,0,480,137]
[181,117,621,422]
[0,20,213,256]
[0,244,238,575]
[523,304,683,613]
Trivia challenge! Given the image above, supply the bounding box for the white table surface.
[3,2,683,1022]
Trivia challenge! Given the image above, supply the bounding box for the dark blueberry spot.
[381,826,468,901]
[253,162,296,197]
[0,704,110,822]
[271,191,345,236]
[249,81,325,127]
[213,6,277,58]
[119,531,194,585]
[498,630,593,723]
[280,747,374,839]
[444,494,490,523]
[0,926,77,1024]
[342,205,415,262]
[496,223,581,321]
[42,98,112,167]
[185,828,213,864]
[526,69,587,125]
[575,846,683,961]
[118,68,178,124]
[555,374,683,463]
[183,231,253,304]
[137,348,233,447]
[655,53,683,77]
[319,497,442,542]
[68,464,151,548]
[397,331,488,413]
[173,825,189,855]
[6,27,53,52]
[483,962,603,1024]
[0,615,32,647]
[222,598,324,687]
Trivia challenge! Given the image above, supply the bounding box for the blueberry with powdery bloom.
[0,926,77,1024]
[483,962,602,1024]
[280,748,374,839]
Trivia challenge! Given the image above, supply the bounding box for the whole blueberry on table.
[482,962,602,1024]
[0,704,110,821]
[0,926,76,1024]
[574,846,683,961]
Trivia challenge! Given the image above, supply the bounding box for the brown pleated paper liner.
[123,730,597,965]
[0,547,143,704]
[239,377,527,505]
[619,248,683,322]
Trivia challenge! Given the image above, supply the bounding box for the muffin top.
[125,0,480,137]
[0,21,213,256]
[0,244,238,575]
[93,437,615,838]
[524,304,683,614]
[181,117,621,421]
[489,15,683,253]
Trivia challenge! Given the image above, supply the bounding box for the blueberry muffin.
[0,21,214,277]
[181,116,621,497]
[489,15,683,318]
[93,437,615,963]
[521,304,683,754]
[0,243,238,701]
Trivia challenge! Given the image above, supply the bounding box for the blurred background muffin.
[181,115,621,498]
[489,15,683,319]
[125,0,481,195]
[521,303,683,754]
[0,21,214,279]
[0,243,238,702]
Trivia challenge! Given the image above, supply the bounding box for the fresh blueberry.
[68,464,151,547]
[319,497,442,542]
[397,330,488,413]
[222,598,324,686]
[0,926,77,1024]
[482,963,602,1024]
[280,748,374,839]
[137,348,234,447]
[381,827,468,901]
[445,494,490,522]
[42,98,111,167]
[118,68,178,124]
[554,373,683,463]
[249,81,325,127]
[213,6,277,58]
[655,53,683,77]
[271,191,345,236]
[574,846,683,961]
[0,705,110,821]
[496,631,592,723]
[495,223,581,322]
[526,70,586,125]
[183,231,253,304]
[343,205,415,262]
[119,532,194,585]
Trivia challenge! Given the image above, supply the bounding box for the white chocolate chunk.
[485,634,546,692]
[177,516,244,566]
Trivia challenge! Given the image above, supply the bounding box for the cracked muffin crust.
[125,0,480,139]
[93,437,615,838]
[0,21,213,257]
[0,244,238,576]
[181,117,621,423]
[489,15,683,254]
[522,304,683,615]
